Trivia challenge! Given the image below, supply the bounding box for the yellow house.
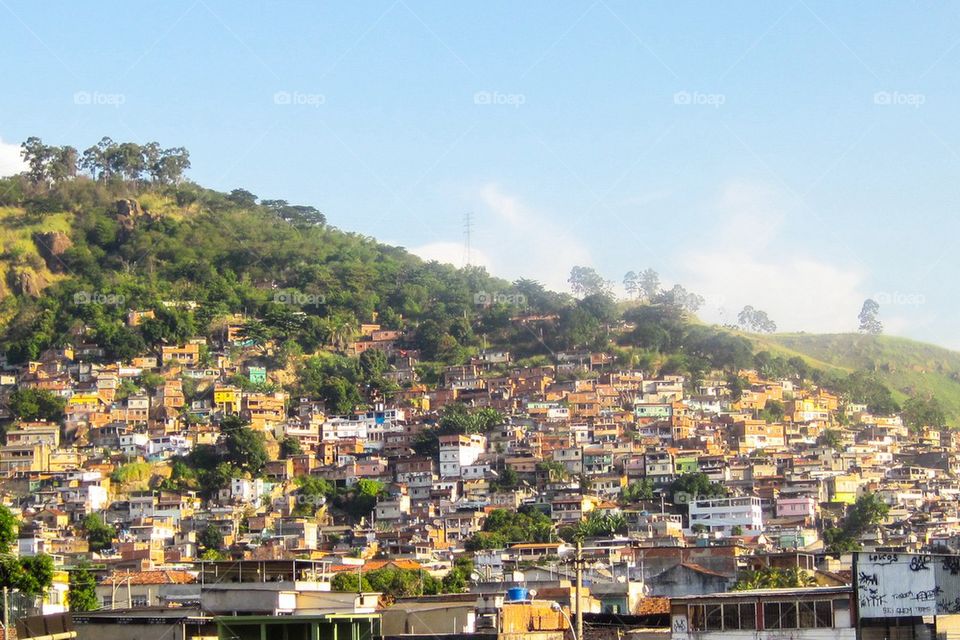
[829,474,861,504]
[213,385,241,414]
[69,392,102,406]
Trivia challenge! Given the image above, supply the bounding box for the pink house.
[775,496,817,520]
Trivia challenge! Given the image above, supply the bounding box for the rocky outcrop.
[115,198,144,232]
[13,267,49,297]
[33,231,73,272]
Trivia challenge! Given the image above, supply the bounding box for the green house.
[248,366,267,384]
[674,456,699,474]
[216,614,380,640]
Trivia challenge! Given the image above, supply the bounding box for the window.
[705,604,722,630]
[764,602,797,629]
[688,603,757,631]
[763,600,833,629]
[816,600,833,627]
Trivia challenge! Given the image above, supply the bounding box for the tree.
[3,555,55,597]
[332,571,373,592]
[20,137,54,184]
[733,566,816,590]
[51,146,78,182]
[198,523,224,553]
[638,268,660,301]
[437,404,504,435]
[279,436,302,459]
[825,492,890,553]
[670,473,726,503]
[9,388,66,422]
[465,507,555,550]
[858,299,882,334]
[80,137,115,180]
[655,284,704,314]
[493,466,519,491]
[623,271,639,299]
[818,429,844,451]
[568,266,610,298]
[154,147,191,184]
[83,513,115,552]
[901,396,946,432]
[737,305,777,333]
[229,188,259,207]
[726,372,749,401]
[0,506,17,553]
[221,416,268,475]
[295,475,335,515]
[620,480,654,504]
[844,492,890,535]
[67,562,99,612]
[336,479,385,521]
[569,510,628,541]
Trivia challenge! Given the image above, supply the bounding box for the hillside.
[745,332,960,421]
[2,137,959,425]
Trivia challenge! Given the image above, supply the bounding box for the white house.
[688,496,763,535]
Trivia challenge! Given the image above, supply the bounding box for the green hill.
[2,136,959,425]
[743,332,960,421]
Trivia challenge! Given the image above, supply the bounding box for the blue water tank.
[505,587,530,602]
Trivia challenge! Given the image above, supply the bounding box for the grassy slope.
[743,331,960,421]
[0,206,72,308]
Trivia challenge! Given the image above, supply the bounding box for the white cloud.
[475,183,592,291]
[411,183,593,292]
[682,181,867,333]
[0,138,25,177]
[408,241,493,271]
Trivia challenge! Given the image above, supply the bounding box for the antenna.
[463,212,474,267]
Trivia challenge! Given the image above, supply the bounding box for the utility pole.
[575,541,584,640]
[3,586,8,640]
[463,212,473,267]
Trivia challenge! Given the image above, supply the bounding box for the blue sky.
[2,2,959,346]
